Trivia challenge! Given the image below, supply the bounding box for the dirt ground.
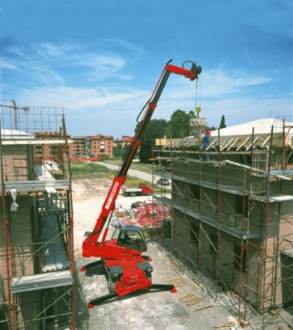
[71,179,292,330]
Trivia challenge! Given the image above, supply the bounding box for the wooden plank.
[195,304,214,311]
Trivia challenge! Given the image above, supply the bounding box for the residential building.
[68,136,88,158]
[153,118,293,325]
[89,134,114,158]
[69,135,115,159]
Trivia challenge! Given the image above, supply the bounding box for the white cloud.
[104,38,146,58]
[3,41,134,88]
[167,68,272,99]
[84,53,130,81]
[1,58,20,71]
[37,42,67,58]
[18,86,148,111]
[39,44,125,71]
[201,69,272,97]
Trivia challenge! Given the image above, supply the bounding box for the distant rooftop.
[0,129,35,140]
[211,118,293,137]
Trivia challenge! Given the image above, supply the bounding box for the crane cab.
[112,225,147,252]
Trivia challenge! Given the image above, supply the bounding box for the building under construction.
[0,104,74,329]
[153,117,293,328]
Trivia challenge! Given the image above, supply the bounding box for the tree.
[113,143,123,157]
[219,115,226,128]
[138,119,168,163]
[165,109,195,138]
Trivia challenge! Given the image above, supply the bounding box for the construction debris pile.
[111,200,172,232]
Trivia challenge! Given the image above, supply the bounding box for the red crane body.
[81,60,202,308]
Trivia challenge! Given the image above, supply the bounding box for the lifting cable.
[195,75,201,117]
[181,60,202,116]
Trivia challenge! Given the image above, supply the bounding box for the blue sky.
[0,0,292,138]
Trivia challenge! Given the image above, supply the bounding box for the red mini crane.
[80,59,202,308]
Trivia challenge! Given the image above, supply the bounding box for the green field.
[70,160,169,193]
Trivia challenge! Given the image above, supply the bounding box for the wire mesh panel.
[0,105,65,139]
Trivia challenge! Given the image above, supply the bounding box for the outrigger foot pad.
[87,293,117,308]
[80,260,103,272]
[150,283,177,293]
[87,283,177,308]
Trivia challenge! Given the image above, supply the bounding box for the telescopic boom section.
[82,60,202,258]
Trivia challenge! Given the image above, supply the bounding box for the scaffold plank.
[10,270,72,293]
[2,180,69,192]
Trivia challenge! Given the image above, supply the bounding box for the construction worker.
[202,129,211,161]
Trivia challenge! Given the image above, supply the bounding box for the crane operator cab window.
[116,226,147,252]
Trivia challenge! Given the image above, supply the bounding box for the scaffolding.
[0,104,75,329]
[152,118,293,329]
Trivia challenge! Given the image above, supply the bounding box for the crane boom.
[82,60,201,259]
